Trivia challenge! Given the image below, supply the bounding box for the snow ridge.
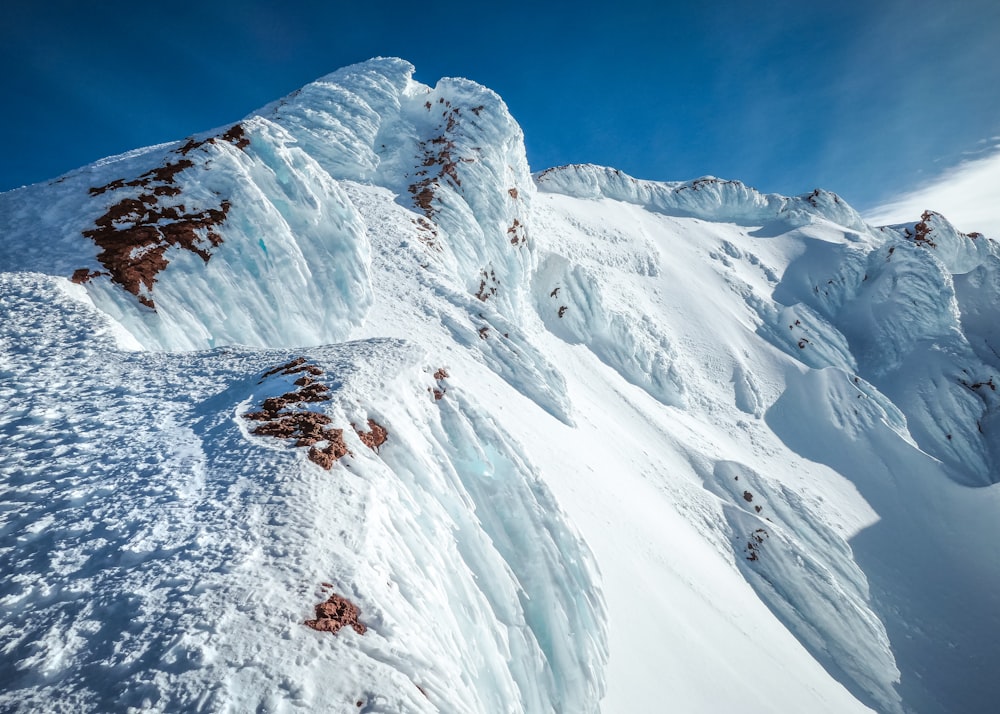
[0,273,605,714]
[535,163,869,232]
[3,57,1000,714]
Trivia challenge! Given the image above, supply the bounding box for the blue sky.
[3,0,998,214]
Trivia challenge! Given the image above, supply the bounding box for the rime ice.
[3,58,1000,714]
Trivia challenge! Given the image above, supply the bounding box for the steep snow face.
[0,121,374,351]
[528,189,901,713]
[260,58,536,318]
[769,208,1000,486]
[528,177,1000,713]
[4,58,1000,714]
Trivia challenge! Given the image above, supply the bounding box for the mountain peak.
[3,59,999,714]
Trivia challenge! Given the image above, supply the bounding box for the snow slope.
[3,58,999,713]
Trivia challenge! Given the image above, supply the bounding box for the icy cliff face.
[3,58,1000,714]
[0,58,535,352]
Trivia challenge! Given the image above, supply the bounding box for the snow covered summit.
[2,58,999,714]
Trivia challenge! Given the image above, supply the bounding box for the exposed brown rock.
[412,216,439,248]
[431,365,449,400]
[177,137,212,156]
[407,105,474,236]
[244,359,353,469]
[676,177,742,193]
[411,184,437,214]
[304,592,366,635]
[353,419,388,452]
[259,357,322,381]
[261,357,306,378]
[77,124,251,306]
[962,376,997,392]
[178,123,250,155]
[308,430,350,469]
[143,159,195,185]
[80,197,230,307]
[745,528,769,561]
[249,411,333,441]
[71,268,105,284]
[508,187,518,199]
[474,268,499,301]
[507,218,526,246]
[220,123,251,150]
[909,210,938,247]
[152,184,183,197]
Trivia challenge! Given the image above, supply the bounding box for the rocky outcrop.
[74,124,250,308]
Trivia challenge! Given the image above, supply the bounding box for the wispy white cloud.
[865,147,1000,239]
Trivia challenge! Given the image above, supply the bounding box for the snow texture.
[4,57,1000,714]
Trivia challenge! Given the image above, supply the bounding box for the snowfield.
[2,58,999,713]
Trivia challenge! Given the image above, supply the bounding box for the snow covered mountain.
[2,58,999,714]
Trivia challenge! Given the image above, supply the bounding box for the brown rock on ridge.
[259,357,323,381]
[307,430,350,469]
[70,268,106,284]
[243,357,353,469]
[408,102,472,239]
[909,210,939,248]
[304,592,367,635]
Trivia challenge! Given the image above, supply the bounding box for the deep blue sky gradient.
[3,0,998,210]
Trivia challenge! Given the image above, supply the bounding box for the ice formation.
[3,58,1000,714]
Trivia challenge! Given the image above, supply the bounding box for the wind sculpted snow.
[0,273,605,713]
[3,57,1000,714]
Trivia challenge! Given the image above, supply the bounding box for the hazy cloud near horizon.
[866,148,1000,239]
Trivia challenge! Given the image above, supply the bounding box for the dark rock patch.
[243,358,352,470]
[77,124,251,307]
[304,592,366,635]
[353,419,388,452]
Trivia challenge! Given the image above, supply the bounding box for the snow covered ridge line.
[0,275,608,713]
[257,57,536,318]
[876,208,996,273]
[0,56,543,352]
[534,163,870,232]
[7,56,1000,713]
